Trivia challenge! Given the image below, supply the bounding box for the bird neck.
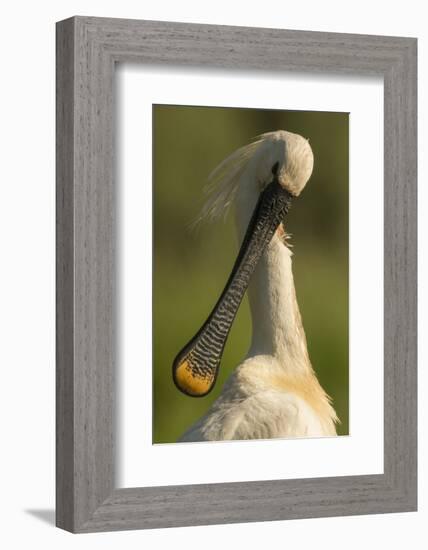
[241,228,312,375]
[234,183,312,376]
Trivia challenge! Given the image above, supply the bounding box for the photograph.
[0,2,418,542]
[153,104,349,443]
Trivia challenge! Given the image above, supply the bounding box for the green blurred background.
[153,105,349,443]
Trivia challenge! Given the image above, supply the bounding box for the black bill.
[172,177,293,397]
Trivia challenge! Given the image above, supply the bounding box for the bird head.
[253,131,314,197]
[172,131,313,397]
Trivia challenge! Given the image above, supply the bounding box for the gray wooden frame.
[56,16,417,533]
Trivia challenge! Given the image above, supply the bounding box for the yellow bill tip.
[174,360,214,397]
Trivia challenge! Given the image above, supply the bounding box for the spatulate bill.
[173,179,292,397]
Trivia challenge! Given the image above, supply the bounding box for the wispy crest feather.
[192,136,264,228]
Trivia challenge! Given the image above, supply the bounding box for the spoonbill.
[172,130,339,441]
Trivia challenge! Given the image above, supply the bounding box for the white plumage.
[179,131,339,442]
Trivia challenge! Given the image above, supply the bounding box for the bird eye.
[272,162,279,176]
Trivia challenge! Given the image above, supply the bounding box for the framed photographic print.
[56,16,417,532]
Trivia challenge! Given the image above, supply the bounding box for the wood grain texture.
[56,18,75,532]
[56,16,417,533]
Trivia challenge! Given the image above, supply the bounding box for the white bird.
[172,130,339,442]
